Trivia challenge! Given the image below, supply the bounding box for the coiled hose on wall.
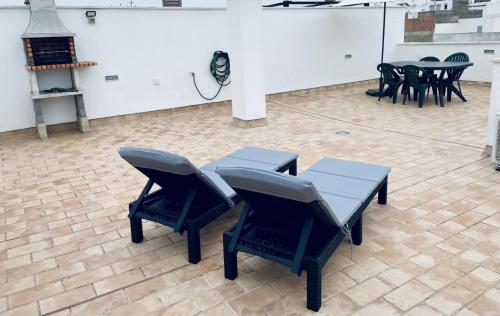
[191,51,231,101]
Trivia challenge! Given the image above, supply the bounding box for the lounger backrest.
[119,147,199,175]
[119,147,230,203]
[216,167,340,229]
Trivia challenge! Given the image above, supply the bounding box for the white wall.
[263,8,404,93]
[435,17,500,34]
[487,58,500,148]
[485,0,500,18]
[0,0,279,7]
[395,42,500,82]
[0,6,405,132]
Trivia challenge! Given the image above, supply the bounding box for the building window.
[444,4,448,9]
[477,25,483,33]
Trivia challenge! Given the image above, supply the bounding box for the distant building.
[405,0,500,42]
[426,0,454,11]
[469,0,492,10]
[406,0,492,13]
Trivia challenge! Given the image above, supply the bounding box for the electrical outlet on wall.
[152,77,161,86]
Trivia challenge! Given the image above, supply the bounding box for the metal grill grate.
[25,37,75,66]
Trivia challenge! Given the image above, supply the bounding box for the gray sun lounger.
[119,146,297,264]
[216,157,390,311]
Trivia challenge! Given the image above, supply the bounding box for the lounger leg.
[378,178,388,205]
[223,232,238,280]
[352,217,363,246]
[187,228,201,264]
[307,265,322,312]
[130,217,143,243]
[289,161,298,176]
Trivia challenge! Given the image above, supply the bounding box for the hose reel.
[191,51,231,101]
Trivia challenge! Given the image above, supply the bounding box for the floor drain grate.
[335,130,351,136]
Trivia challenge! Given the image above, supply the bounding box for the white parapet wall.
[396,42,500,82]
[0,6,405,133]
[486,58,500,149]
[434,17,500,34]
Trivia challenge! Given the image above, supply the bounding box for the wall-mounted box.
[105,75,119,81]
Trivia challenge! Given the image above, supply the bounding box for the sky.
[0,0,280,6]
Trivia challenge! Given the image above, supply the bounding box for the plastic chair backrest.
[444,52,469,63]
[377,63,399,83]
[444,53,469,80]
[420,56,440,62]
[403,65,426,87]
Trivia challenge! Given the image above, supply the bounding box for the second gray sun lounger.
[119,146,297,264]
[216,157,390,311]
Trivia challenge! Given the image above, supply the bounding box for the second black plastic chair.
[402,65,436,108]
[444,52,469,102]
[419,56,440,99]
[377,63,404,104]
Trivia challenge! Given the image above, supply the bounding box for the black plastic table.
[387,61,474,107]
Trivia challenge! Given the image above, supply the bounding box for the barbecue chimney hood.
[22,0,74,39]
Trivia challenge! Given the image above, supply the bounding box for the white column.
[486,58,500,152]
[227,0,267,127]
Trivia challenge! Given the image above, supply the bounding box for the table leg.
[437,70,445,107]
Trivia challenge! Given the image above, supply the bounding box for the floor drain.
[335,130,351,136]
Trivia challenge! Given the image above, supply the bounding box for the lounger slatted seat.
[119,146,297,264]
[216,158,390,312]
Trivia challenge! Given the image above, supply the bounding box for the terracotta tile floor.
[1,82,499,315]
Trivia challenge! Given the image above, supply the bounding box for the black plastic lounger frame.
[127,168,233,264]
[219,171,388,312]
[120,147,298,264]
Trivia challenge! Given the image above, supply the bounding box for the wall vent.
[163,0,182,6]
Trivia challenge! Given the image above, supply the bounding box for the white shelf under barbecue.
[31,90,84,100]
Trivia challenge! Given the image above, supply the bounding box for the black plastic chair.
[377,63,404,104]
[420,56,440,99]
[402,65,435,108]
[444,52,469,102]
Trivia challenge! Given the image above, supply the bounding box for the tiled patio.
[1,82,499,315]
